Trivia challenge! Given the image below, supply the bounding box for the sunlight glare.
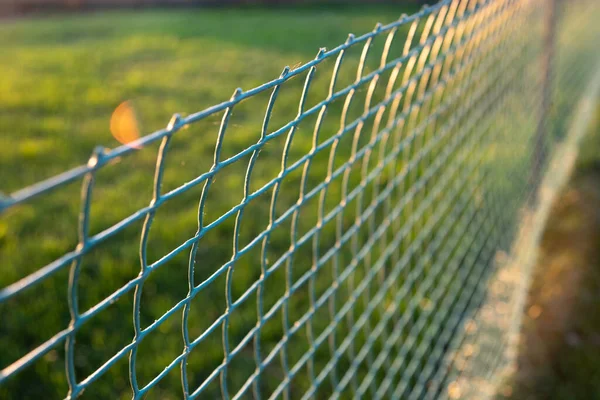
[110,100,141,148]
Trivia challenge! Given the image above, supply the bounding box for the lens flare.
[110,101,140,148]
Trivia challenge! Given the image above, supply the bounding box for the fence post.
[531,0,558,202]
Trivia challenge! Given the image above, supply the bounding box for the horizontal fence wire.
[1,0,600,398]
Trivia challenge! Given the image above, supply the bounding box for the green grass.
[0,7,422,399]
[0,6,421,193]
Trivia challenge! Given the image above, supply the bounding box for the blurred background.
[0,0,428,17]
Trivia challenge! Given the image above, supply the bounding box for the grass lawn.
[0,6,421,192]
[0,6,425,399]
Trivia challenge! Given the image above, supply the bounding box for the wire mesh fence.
[1,0,599,398]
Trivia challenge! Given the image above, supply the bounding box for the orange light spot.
[448,382,461,399]
[110,101,140,148]
[528,304,542,319]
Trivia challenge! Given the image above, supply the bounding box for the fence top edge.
[0,0,450,214]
